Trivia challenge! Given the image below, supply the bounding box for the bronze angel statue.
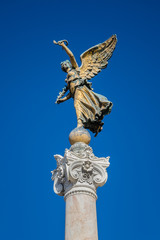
[54,35,117,137]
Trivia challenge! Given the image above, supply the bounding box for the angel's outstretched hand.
[53,40,68,47]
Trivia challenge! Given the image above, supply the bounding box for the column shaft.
[65,194,98,240]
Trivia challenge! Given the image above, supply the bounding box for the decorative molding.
[51,142,110,200]
[64,187,97,201]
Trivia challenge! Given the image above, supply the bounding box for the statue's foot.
[69,126,91,145]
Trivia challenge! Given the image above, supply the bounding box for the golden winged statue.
[54,35,117,137]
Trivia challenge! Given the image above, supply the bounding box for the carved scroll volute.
[66,159,108,188]
[53,174,64,196]
[67,160,82,183]
[51,143,110,198]
[51,154,65,196]
[92,163,108,188]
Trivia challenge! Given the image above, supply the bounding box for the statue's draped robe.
[74,85,112,134]
[66,69,113,135]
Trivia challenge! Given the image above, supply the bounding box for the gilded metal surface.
[54,36,117,136]
[69,127,91,145]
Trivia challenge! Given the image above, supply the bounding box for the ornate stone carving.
[51,142,110,200]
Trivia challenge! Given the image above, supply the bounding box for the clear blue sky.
[0,0,160,239]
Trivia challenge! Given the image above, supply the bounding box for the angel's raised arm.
[53,40,78,69]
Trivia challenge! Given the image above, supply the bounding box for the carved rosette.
[51,142,110,200]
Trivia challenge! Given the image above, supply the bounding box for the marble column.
[65,194,98,240]
[51,142,110,240]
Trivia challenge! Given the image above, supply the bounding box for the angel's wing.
[79,35,117,80]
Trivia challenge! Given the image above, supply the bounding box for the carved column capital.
[51,142,110,200]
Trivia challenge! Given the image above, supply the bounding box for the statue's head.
[61,60,72,72]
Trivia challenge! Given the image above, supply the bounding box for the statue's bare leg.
[77,118,83,128]
[74,99,83,128]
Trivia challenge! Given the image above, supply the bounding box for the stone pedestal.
[51,142,110,240]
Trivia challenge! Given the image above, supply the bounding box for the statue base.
[69,126,91,145]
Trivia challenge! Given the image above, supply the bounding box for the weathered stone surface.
[51,142,110,199]
[51,142,110,240]
[65,194,98,240]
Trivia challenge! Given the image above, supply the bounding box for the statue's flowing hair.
[61,60,72,72]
